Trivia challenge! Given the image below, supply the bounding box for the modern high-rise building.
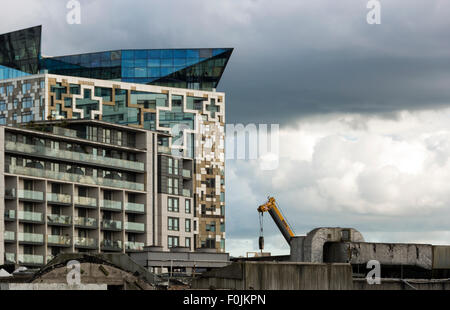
[0,26,232,266]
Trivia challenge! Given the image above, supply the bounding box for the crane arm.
[257,197,295,244]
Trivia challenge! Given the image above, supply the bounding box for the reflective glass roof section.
[0,26,233,90]
[0,25,41,78]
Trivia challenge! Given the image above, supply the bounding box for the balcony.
[7,165,145,191]
[18,232,44,244]
[125,222,145,232]
[18,189,44,201]
[182,189,191,197]
[182,169,191,178]
[4,210,15,221]
[47,193,72,204]
[101,200,122,211]
[74,217,97,228]
[52,126,78,138]
[5,188,16,199]
[18,254,44,265]
[47,235,71,246]
[5,141,144,172]
[74,237,97,248]
[101,219,122,231]
[47,214,72,226]
[125,241,144,251]
[101,239,122,251]
[18,210,43,222]
[74,196,97,207]
[125,202,145,213]
[4,231,15,242]
[5,253,15,263]
[157,145,171,154]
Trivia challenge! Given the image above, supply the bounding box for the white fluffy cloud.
[225,108,450,256]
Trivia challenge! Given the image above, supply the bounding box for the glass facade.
[45,48,232,90]
[0,26,232,90]
[0,25,41,78]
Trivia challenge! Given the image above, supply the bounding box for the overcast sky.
[2,0,450,256]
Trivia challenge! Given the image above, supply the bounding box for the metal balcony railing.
[18,254,44,265]
[18,232,44,243]
[47,214,72,225]
[18,189,44,201]
[125,202,145,213]
[125,222,145,232]
[47,192,72,204]
[74,217,97,227]
[18,211,42,222]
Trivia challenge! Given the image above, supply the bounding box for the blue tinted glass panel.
[186,58,198,66]
[212,49,227,56]
[101,52,111,61]
[161,50,173,58]
[174,58,186,66]
[161,58,173,67]
[148,67,161,77]
[135,50,147,59]
[135,67,147,77]
[161,67,175,76]
[148,50,161,58]
[123,59,134,67]
[186,50,199,58]
[135,59,146,67]
[147,59,160,67]
[122,67,134,77]
[173,50,187,58]
[122,50,134,59]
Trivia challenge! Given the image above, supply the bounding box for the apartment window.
[220,223,225,233]
[12,113,17,121]
[185,219,191,232]
[6,85,13,96]
[168,217,179,231]
[185,199,191,214]
[22,83,31,93]
[185,237,191,250]
[206,222,216,232]
[203,238,215,249]
[168,178,178,195]
[0,101,5,111]
[22,112,33,123]
[220,239,225,250]
[168,158,179,175]
[23,97,33,108]
[13,99,18,109]
[168,197,179,212]
[168,236,179,248]
[174,159,179,175]
[0,116,5,125]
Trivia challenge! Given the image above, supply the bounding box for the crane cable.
[259,212,264,238]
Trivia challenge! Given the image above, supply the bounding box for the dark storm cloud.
[2,0,450,125]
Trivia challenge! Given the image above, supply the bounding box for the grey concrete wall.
[290,228,364,263]
[326,242,433,270]
[432,246,450,269]
[192,262,353,290]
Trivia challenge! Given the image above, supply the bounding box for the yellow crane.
[257,197,295,251]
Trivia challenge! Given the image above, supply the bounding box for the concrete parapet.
[191,261,353,290]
